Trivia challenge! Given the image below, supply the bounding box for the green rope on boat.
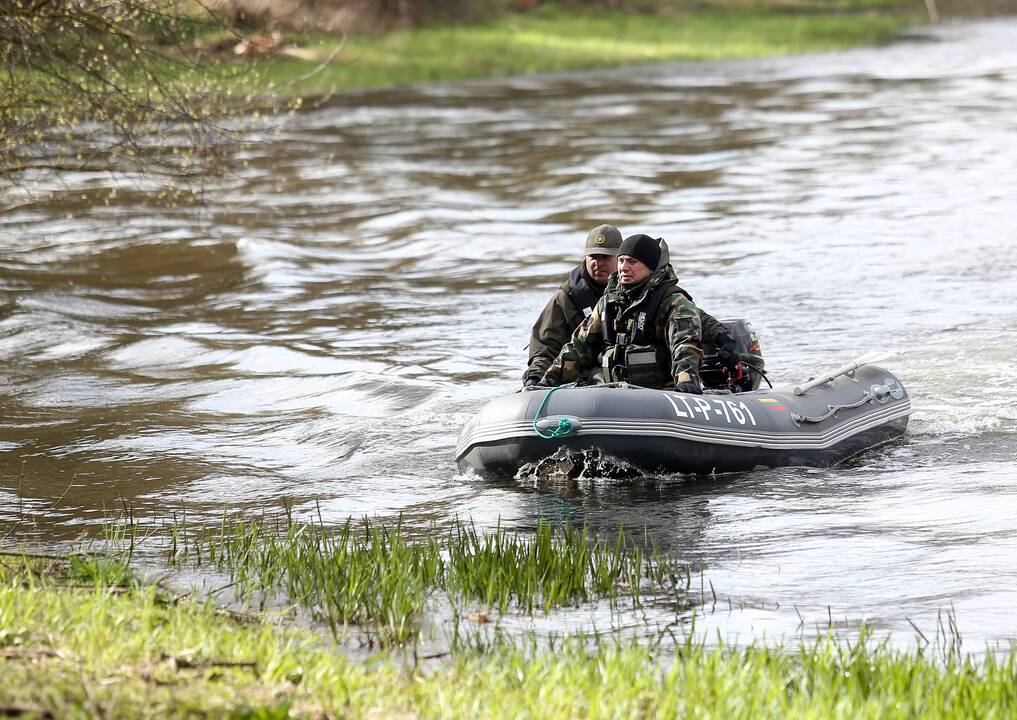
[533,386,574,439]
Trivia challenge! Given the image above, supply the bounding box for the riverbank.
[2,550,1015,719]
[5,0,1014,182]
[230,0,1017,97]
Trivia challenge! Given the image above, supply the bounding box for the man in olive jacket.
[539,233,709,393]
[523,226,735,387]
[523,224,623,386]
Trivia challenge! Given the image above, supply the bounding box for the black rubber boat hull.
[457,415,908,477]
[455,364,910,478]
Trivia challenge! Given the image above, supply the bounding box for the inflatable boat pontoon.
[456,352,910,478]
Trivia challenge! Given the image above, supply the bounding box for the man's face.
[585,253,617,284]
[617,255,652,285]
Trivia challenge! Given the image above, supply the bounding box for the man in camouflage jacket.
[539,233,708,393]
[524,227,735,387]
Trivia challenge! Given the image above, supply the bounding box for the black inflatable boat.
[456,351,910,478]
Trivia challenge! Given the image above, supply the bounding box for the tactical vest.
[600,279,693,388]
[564,266,603,322]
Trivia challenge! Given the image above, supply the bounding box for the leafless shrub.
[0,0,259,197]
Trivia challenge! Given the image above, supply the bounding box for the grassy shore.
[169,516,695,646]
[230,0,1016,98]
[3,548,1017,719]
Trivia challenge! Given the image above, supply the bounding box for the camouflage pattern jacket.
[526,266,728,385]
[539,264,704,388]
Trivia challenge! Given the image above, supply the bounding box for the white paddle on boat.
[793,351,897,396]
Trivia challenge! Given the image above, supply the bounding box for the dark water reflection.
[2,19,1017,649]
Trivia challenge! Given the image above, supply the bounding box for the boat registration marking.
[666,394,757,427]
[664,395,689,418]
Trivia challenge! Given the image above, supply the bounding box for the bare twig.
[1,519,23,544]
[46,475,76,512]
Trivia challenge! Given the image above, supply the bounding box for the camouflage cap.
[583,224,623,256]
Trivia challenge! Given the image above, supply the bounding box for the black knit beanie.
[618,234,661,271]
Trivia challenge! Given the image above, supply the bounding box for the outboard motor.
[701,319,764,393]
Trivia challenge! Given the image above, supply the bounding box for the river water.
[2,19,1016,651]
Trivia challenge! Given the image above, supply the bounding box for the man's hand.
[539,367,562,388]
[674,380,703,395]
[519,377,544,392]
[716,337,740,372]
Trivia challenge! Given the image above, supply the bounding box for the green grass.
[3,552,1017,719]
[250,4,918,96]
[170,516,693,645]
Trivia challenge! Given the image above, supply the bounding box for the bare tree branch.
[1,0,259,192]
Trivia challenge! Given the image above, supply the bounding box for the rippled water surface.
[2,19,1017,649]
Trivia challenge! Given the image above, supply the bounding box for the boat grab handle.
[791,392,874,425]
